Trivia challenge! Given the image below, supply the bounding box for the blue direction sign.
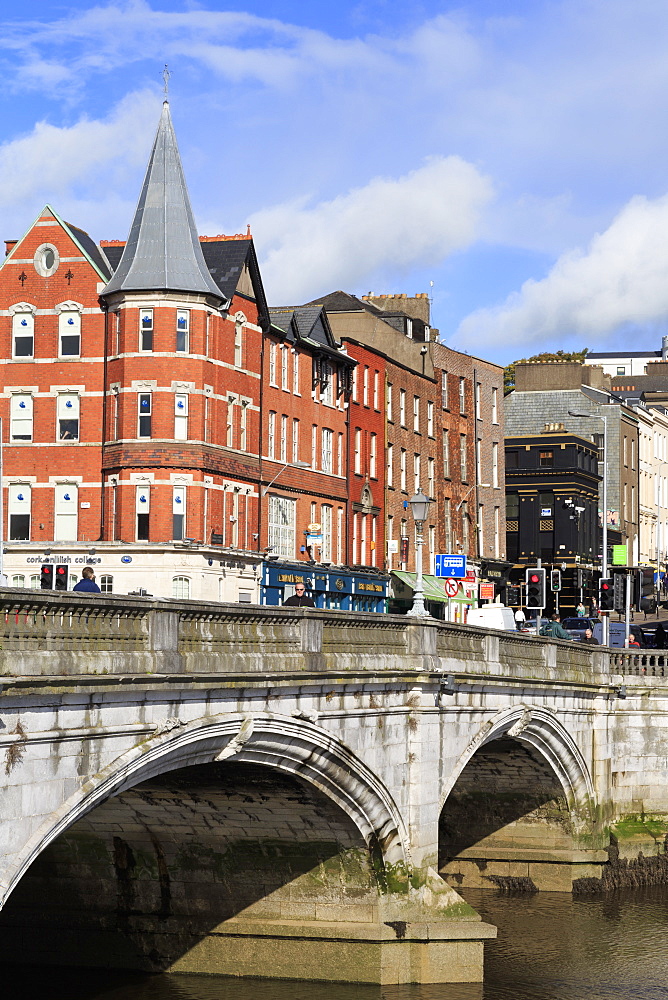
[435,554,467,578]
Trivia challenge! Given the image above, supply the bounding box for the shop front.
[390,571,478,620]
[261,562,389,612]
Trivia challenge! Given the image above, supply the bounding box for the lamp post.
[407,488,433,618]
[568,409,609,644]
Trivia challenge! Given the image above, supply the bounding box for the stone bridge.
[0,590,666,986]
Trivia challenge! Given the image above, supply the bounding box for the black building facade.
[505,426,601,615]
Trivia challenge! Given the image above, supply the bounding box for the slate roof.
[588,350,662,359]
[64,221,113,280]
[102,102,223,302]
[269,305,353,362]
[304,290,385,316]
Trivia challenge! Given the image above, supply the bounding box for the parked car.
[561,617,601,640]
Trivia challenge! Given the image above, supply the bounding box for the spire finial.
[162,64,170,100]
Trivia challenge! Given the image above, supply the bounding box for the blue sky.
[2,1,668,365]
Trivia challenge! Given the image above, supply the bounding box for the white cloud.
[455,193,668,351]
[248,155,492,303]
[0,91,157,233]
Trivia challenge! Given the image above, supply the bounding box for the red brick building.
[0,101,371,604]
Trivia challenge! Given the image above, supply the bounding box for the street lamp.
[407,488,433,617]
[568,409,609,643]
[261,460,310,496]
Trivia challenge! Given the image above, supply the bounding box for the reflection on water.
[5,885,668,999]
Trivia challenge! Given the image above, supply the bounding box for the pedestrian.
[580,628,599,645]
[589,599,599,618]
[576,602,586,617]
[655,623,667,649]
[282,582,315,607]
[539,614,572,640]
[72,566,101,593]
[514,607,526,630]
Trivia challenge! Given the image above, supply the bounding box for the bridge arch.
[439,705,600,891]
[1,712,410,912]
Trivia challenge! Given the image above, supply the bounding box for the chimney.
[662,335,668,360]
[5,240,17,256]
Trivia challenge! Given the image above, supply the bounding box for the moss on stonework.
[611,816,668,842]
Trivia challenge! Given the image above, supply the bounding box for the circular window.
[34,243,59,277]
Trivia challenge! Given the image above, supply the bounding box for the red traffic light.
[57,567,66,574]
[601,582,610,590]
[529,573,540,583]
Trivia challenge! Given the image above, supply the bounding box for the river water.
[5,886,668,999]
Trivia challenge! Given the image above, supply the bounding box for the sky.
[2,0,668,366]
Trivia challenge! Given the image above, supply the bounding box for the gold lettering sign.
[277,574,306,584]
[359,583,383,592]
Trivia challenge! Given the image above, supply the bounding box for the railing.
[0,587,657,684]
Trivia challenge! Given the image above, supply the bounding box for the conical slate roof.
[102,102,224,302]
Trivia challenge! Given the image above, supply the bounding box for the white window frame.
[140,308,153,352]
[322,427,333,473]
[268,494,296,558]
[57,393,80,442]
[138,393,152,438]
[10,393,33,442]
[8,483,31,540]
[58,309,81,358]
[12,306,35,359]
[174,393,188,440]
[54,482,78,541]
[176,309,190,353]
[173,486,186,541]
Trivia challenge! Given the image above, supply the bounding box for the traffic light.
[599,578,614,611]
[613,572,625,612]
[550,570,561,592]
[525,567,546,609]
[54,564,68,591]
[40,564,54,589]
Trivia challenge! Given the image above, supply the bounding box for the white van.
[465,605,517,631]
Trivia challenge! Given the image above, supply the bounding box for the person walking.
[539,614,572,640]
[576,602,586,617]
[514,607,526,630]
[73,567,101,593]
[282,582,315,607]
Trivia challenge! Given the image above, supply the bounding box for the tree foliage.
[504,349,589,394]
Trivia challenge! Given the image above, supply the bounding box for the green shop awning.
[392,572,465,603]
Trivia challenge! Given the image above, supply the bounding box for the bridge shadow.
[439,737,575,875]
[0,761,379,975]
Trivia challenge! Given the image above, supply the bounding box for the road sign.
[480,583,495,600]
[435,554,467,578]
[444,578,459,597]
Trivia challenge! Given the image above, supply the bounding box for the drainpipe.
[98,297,109,542]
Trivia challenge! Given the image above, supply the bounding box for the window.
[354,428,361,474]
[373,371,379,410]
[140,309,153,351]
[138,393,152,438]
[322,361,333,405]
[240,400,249,451]
[174,393,188,440]
[400,449,407,491]
[281,345,289,390]
[414,453,421,493]
[476,438,482,483]
[292,418,300,463]
[475,382,481,419]
[387,442,393,486]
[441,371,448,409]
[292,350,300,394]
[478,502,484,554]
[444,498,452,552]
[227,396,236,448]
[337,432,343,476]
[269,343,277,385]
[10,393,32,441]
[352,365,358,402]
[413,395,420,433]
[460,434,467,480]
[427,400,434,437]
[370,433,377,478]
[12,575,25,588]
[321,505,332,561]
[12,308,34,358]
[492,387,498,424]
[136,485,150,541]
[387,382,393,421]
[54,483,77,541]
[399,389,406,426]
[8,483,30,540]
[322,428,333,473]
[100,575,113,594]
[442,429,450,478]
[59,310,81,357]
[539,450,553,467]
[30,575,40,589]
[363,367,369,406]
[173,486,186,540]
[428,457,434,497]
[337,507,343,563]
[267,411,276,459]
[172,577,191,599]
[281,414,288,463]
[176,310,189,352]
[268,495,296,557]
[617,366,625,375]
[461,501,469,553]
[506,494,519,519]
[492,442,499,487]
[234,319,243,367]
[459,377,466,414]
[58,393,79,441]
[311,424,317,467]
[494,507,500,558]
